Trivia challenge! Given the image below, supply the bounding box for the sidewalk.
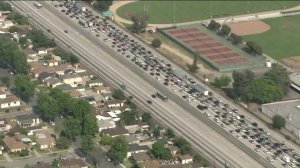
[3,153,12,162]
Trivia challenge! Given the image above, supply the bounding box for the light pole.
[173,0,176,26]
[210,0,212,18]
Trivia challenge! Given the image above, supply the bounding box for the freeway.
[12,1,276,168]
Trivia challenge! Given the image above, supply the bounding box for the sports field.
[160,24,265,72]
[117,1,300,24]
[243,15,300,61]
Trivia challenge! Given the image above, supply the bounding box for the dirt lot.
[229,20,270,36]
[283,56,300,72]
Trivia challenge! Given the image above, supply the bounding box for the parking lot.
[50,1,299,167]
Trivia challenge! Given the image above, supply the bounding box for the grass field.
[117,1,300,24]
[243,15,300,60]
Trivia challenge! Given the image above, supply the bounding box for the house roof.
[60,73,81,80]
[44,77,62,85]
[97,119,115,129]
[106,99,123,105]
[0,95,20,104]
[142,160,161,168]
[36,47,47,52]
[132,152,150,162]
[16,113,38,122]
[23,48,37,55]
[168,146,179,152]
[38,72,54,81]
[3,136,28,151]
[64,69,76,75]
[87,79,103,85]
[68,90,81,98]
[57,84,74,91]
[102,127,129,136]
[128,144,150,152]
[36,137,55,146]
[178,154,193,161]
[61,158,87,168]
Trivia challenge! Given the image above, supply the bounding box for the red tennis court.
[196,37,214,42]
[183,38,200,44]
[200,47,230,55]
[168,28,199,35]
[207,52,240,60]
[192,42,223,49]
[190,32,207,37]
[176,34,194,40]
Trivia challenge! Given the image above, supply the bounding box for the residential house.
[178,154,193,164]
[102,127,129,138]
[23,48,37,57]
[16,114,40,128]
[27,125,46,136]
[36,132,56,149]
[97,119,116,132]
[0,118,11,132]
[87,79,103,87]
[57,84,74,92]
[139,122,150,131]
[93,85,111,94]
[0,146,4,155]
[85,97,96,105]
[142,160,161,168]
[125,134,140,144]
[106,99,124,108]
[36,47,48,55]
[132,152,150,163]
[64,69,76,75]
[45,59,59,67]
[60,73,82,85]
[0,95,21,109]
[26,39,33,49]
[125,125,140,134]
[2,136,29,153]
[38,72,54,82]
[61,158,88,168]
[127,144,150,157]
[68,90,82,98]
[44,77,63,88]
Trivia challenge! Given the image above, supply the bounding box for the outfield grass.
[243,15,300,60]
[117,1,300,24]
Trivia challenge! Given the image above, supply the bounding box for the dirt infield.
[283,56,300,72]
[229,20,270,36]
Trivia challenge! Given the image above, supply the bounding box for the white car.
[204,112,210,117]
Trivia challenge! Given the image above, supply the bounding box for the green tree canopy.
[207,20,221,31]
[52,48,79,64]
[221,24,231,36]
[36,92,59,121]
[141,112,152,122]
[109,136,128,163]
[49,88,73,115]
[232,70,255,97]
[151,140,172,160]
[264,64,290,94]
[212,75,231,88]
[7,12,28,25]
[62,117,81,139]
[230,33,242,45]
[174,137,192,154]
[81,113,98,136]
[112,89,125,100]
[187,55,199,73]
[8,26,21,33]
[0,1,12,11]
[81,135,95,152]
[56,136,70,149]
[151,38,162,48]
[245,79,283,104]
[272,115,286,130]
[166,128,175,139]
[93,0,113,12]
[120,110,139,125]
[101,134,112,145]
[27,29,56,49]
[14,74,35,101]
[130,12,149,34]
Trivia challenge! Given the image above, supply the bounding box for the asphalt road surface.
[10,1,293,168]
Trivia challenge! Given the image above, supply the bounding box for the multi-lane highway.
[10,1,297,168]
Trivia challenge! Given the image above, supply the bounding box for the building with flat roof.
[262,99,300,138]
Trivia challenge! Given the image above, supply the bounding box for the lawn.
[117,1,300,24]
[243,15,300,60]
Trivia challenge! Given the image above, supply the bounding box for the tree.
[0,1,12,11]
[52,159,60,168]
[93,0,113,12]
[272,115,286,129]
[7,12,29,25]
[71,99,92,119]
[81,135,94,152]
[187,55,199,73]
[112,89,125,100]
[120,110,139,125]
[12,50,29,74]
[166,128,175,139]
[49,88,73,115]
[141,112,152,122]
[264,64,290,94]
[151,140,172,160]
[207,20,221,31]
[0,77,10,87]
[230,33,242,45]
[221,24,231,36]
[130,12,149,34]
[19,149,29,157]
[62,117,81,139]
[44,54,52,60]
[194,154,209,167]
[245,79,284,103]
[52,48,79,64]
[8,26,21,33]
[109,136,128,163]
[101,134,112,145]
[27,29,56,49]
[212,75,231,88]
[14,75,35,101]
[174,137,191,154]
[153,126,161,138]
[56,136,70,149]
[246,41,263,55]
[232,70,255,97]
[151,38,162,48]
[81,113,98,136]
[36,92,60,121]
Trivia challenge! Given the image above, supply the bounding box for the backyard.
[117,1,299,24]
